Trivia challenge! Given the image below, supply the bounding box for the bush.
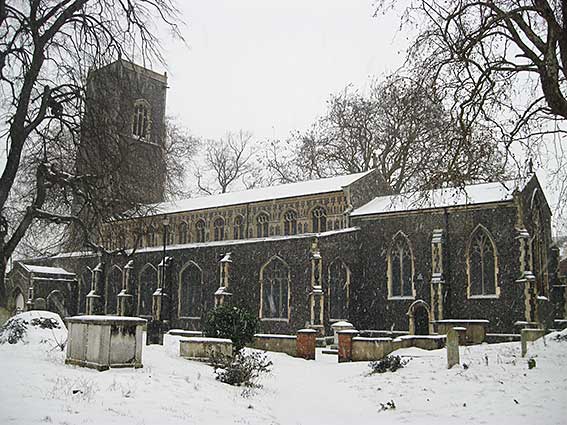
[203,305,258,353]
[209,351,272,388]
[368,355,409,374]
[0,317,28,344]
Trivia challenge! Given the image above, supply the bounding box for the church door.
[414,304,430,335]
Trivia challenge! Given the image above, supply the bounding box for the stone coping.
[180,337,232,344]
[330,321,353,328]
[66,315,147,325]
[254,333,296,339]
[434,319,489,324]
[352,337,393,342]
[337,329,359,335]
[297,329,318,334]
[169,329,203,337]
[398,335,446,340]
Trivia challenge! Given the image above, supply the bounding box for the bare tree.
[163,116,200,199]
[375,0,566,228]
[0,0,183,307]
[195,130,257,194]
[265,75,506,192]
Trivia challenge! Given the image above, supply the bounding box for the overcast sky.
[161,0,408,141]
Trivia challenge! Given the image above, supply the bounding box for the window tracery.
[467,225,499,297]
[388,232,414,298]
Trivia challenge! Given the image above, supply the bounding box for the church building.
[6,61,565,337]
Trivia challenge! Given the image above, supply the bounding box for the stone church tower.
[70,60,168,249]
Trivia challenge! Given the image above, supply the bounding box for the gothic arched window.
[256,213,269,238]
[467,225,499,297]
[213,217,225,241]
[178,221,188,244]
[312,207,327,233]
[283,210,298,236]
[388,232,414,298]
[178,261,203,318]
[132,100,150,139]
[328,259,350,320]
[233,215,244,240]
[138,263,157,316]
[195,219,206,243]
[260,257,290,320]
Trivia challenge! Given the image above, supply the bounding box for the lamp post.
[161,216,169,324]
[148,216,170,345]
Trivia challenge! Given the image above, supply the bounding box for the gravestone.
[446,327,460,369]
[521,328,545,357]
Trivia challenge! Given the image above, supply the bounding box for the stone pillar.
[215,253,233,307]
[331,321,354,347]
[309,238,324,334]
[430,229,445,322]
[337,329,358,363]
[152,256,172,322]
[515,228,538,324]
[521,328,546,357]
[446,327,460,369]
[296,329,317,360]
[117,260,135,316]
[86,262,105,315]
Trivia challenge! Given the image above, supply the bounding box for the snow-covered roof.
[19,264,75,276]
[145,170,373,217]
[352,180,520,217]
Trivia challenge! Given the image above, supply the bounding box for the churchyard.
[0,310,566,425]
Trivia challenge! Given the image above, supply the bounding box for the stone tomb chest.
[65,315,146,371]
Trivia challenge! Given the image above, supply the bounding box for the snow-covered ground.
[1,312,566,425]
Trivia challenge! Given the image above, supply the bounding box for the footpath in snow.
[0,311,566,425]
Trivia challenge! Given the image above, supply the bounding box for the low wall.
[252,334,297,357]
[396,335,446,351]
[351,337,394,361]
[179,337,232,361]
[339,331,446,362]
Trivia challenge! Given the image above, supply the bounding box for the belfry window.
[467,225,499,297]
[388,232,414,298]
[132,100,150,139]
[312,207,327,233]
[283,210,298,236]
